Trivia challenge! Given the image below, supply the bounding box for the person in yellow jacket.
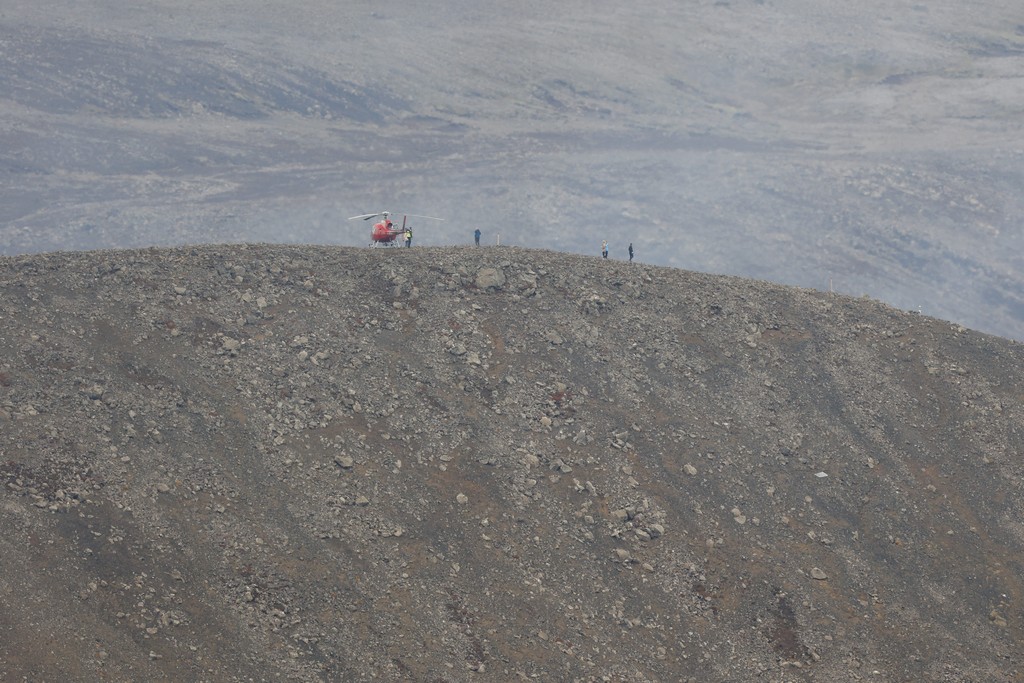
[404,228,413,248]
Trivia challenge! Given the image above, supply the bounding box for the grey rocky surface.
[1,1,1023,340]
[1,243,1022,681]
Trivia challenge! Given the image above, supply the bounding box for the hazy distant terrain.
[1,1,1023,338]
[1,244,1022,681]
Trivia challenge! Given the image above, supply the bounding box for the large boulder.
[474,266,506,291]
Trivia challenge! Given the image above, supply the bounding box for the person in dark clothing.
[628,243,634,262]
[474,228,481,246]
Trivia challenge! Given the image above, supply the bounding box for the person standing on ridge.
[404,227,413,248]
[602,240,608,258]
[474,228,481,246]
[628,243,634,262]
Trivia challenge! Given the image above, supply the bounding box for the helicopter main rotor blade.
[404,214,445,221]
[348,213,383,221]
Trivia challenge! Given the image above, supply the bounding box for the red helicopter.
[348,211,445,246]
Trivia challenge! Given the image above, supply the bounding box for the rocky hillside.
[1,244,1022,682]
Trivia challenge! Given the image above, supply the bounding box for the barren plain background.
[1,0,1023,338]
[3,2,1024,682]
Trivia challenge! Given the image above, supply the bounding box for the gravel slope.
[1,244,1022,681]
